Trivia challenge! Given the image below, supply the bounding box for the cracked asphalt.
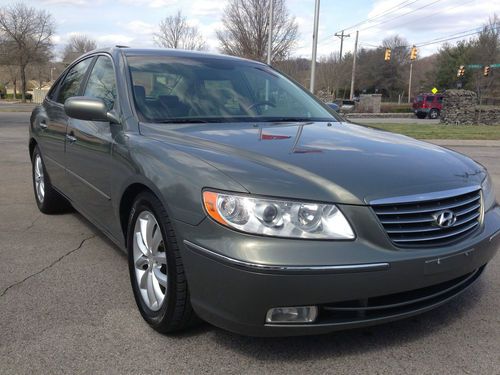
[0,112,499,374]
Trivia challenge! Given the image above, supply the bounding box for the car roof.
[80,46,267,66]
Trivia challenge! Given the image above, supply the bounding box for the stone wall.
[441,89,500,125]
[476,107,500,125]
[440,90,477,125]
[357,94,382,113]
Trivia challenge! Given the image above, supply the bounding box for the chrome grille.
[372,188,482,247]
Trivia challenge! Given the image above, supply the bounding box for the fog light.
[265,306,318,324]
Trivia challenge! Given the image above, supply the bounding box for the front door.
[64,55,118,230]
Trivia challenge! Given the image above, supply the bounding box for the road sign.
[431,87,438,94]
[490,64,500,68]
[467,64,482,69]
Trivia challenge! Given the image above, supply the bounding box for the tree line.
[0,1,498,103]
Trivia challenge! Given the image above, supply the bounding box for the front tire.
[31,146,71,214]
[429,109,439,119]
[127,191,196,333]
[416,112,427,119]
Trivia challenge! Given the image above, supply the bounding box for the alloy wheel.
[133,210,168,311]
[34,154,45,203]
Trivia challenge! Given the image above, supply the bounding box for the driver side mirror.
[64,96,119,124]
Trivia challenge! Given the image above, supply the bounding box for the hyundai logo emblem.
[433,210,457,228]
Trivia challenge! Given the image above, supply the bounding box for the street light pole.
[267,0,273,65]
[349,30,359,100]
[310,0,320,93]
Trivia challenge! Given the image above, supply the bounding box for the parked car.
[325,102,340,112]
[334,99,356,113]
[29,47,499,337]
[413,93,443,119]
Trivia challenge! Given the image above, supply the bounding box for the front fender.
[112,134,248,228]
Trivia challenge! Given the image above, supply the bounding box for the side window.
[56,58,92,104]
[426,96,434,102]
[83,56,117,110]
[46,76,63,101]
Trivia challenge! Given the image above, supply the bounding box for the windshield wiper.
[259,117,319,123]
[154,118,208,124]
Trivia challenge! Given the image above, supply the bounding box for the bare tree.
[0,3,55,102]
[62,34,97,64]
[153,11,206,51]
[0,64,19,98]
[216,0,299,62]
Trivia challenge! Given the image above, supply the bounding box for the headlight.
[482,173,496,211]
[202,191,355,240]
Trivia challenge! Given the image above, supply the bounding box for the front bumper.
[177,206,500,337]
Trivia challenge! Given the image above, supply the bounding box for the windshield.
[126,55,337,123]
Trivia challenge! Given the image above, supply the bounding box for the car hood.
[141,121,486,205]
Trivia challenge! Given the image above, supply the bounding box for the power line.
[359,0,444,32]
[319,0,419,43]
[337,0,419,33]
[416,27,499,47]
[413,26,484,47]
[319,0,445,45]
[380,0,475,31]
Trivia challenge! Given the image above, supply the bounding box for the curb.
[425,139,500,147]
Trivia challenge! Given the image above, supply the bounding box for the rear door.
[64,55,117,230]
[38,58,94,190]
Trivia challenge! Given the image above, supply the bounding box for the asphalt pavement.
[0,112,499,374]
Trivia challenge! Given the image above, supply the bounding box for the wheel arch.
[119,182,156,242]
[29,138,37,160]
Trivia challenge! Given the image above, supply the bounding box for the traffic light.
[384,48,391,61]
[457,65,465,77]
[410,46,417,60]
[484,65,491,76]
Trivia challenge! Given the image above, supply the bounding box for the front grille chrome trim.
[372,186,482,247]
[373,195,480,215]
[391,221,479,243]
[369,185,481,205]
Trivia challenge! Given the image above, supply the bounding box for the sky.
[10,0,500,60]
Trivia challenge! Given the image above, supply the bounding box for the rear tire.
[31,146,71,214]
[127,191,197,333]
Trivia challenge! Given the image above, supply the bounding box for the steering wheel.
[246,101,276,111]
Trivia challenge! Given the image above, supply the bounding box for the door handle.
[66,134,77,144]
[39,120,48,129]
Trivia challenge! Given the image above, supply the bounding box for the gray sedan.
[29,47,500,336]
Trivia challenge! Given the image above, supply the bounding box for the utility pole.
[335,30,350,61]
[310,0,320,93]
[349,30,359,100]
[267,0,273,65]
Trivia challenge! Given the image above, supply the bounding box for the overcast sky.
[14,0,500,59]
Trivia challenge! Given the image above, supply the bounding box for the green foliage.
[434,41,472,90]
[364,123,500,140]
[380,103,412,113]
